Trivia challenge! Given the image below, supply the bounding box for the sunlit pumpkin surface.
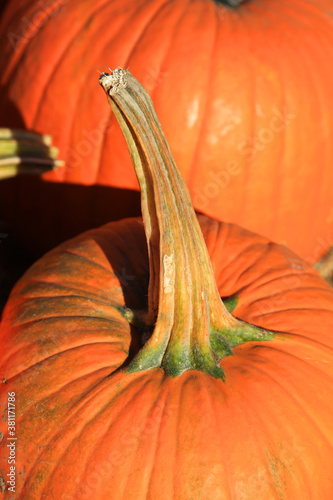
[0,0,333,258]
[1,216,333,499]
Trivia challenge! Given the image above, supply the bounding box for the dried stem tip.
[99,68,127,95]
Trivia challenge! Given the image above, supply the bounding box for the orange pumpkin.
[0,0,333,258]
[1,70,333,499]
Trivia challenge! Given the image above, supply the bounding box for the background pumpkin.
[0,0,333,259]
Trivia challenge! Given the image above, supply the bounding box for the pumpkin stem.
[0,128,63,180]
[99,69,272,380]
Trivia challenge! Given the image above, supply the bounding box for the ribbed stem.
[99,69,272,380]
[0,128,63,180]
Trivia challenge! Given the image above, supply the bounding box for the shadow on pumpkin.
[76,216,151,372]
[0,177,142,318]
[0,177,142,257]
[0,85,25,129]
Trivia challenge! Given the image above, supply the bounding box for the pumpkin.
[1,0,333,259]
[1,69,333,499]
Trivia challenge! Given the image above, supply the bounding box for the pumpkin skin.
[1,0,333,259]
[1,215,333,499]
